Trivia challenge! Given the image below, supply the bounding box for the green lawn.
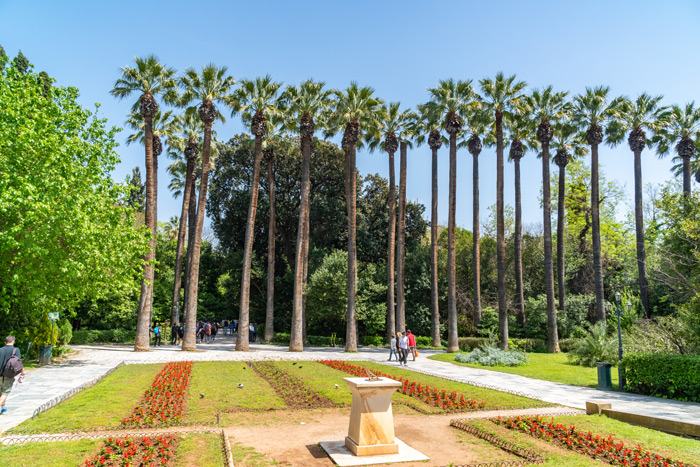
[11,363,163,433]
[0,439,101,466]
[173,433,225,467]
[429,352,620,389]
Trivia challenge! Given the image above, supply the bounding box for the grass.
[11,363,163,433]
[173,433,225,467]
[0,439,101,466]
[231,441,282,466]
[184,362,285,424]
[430,352,620,389]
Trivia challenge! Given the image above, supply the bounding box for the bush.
[558,338,576,353]
[476,307,498,337]
[622,353,700,402]
[56,320,72,346]
[567,322,618,367]
[71,329,135,345]
[415,336,433,347]
[272,333,290,345]
[306,335,345,346]
[509,338,547,353]
[458,337,489,351]
[455,345,528,367]
[359,335,384,347]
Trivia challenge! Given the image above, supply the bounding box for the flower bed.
[495,415,686,467]
[83,435,177,467]
[318,360,486,412]
[251,362,337,410]
[121,361,193,427]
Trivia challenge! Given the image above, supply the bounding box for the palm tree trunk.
[265,159,276,342]
[556,163,566,315]
[302,215,309,343]
[514,157,525,328]
[396,141,407,332]
[290,135,313,351]
[542,143,559,352]
[447,134,458,353]
[386,149,396,342]
[237,136,264,351]
[134,115,155,352]
[182,175,197,325]
[682,155,691,197]
[591,142,606,322]
[430,146,440,347]
[170,157,195,325]
[181,123,213,351]
[472,151,481,331]
[496,113,508,350]
[345,142,358,352]
[634,149,650,318]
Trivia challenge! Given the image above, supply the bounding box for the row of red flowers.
[83,435,177,467]
[496,415,685,467]
[121,361,193,426]
[318,360,486,411]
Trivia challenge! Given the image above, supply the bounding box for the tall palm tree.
[571,86,621,323]
[281,80,333,352]
[479,73,527,351]
[526,87,567,352]
[328,82,383,352]
[551,121,588,315]
[230,75,282,351]
[414,102,447,346]
[612,94,669,319]
[428,79,476,353]
[178,64,235,351]
[110,55,177,352]
[656,103,700,197]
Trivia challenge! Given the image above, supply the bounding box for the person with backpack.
[170,323,180,345]
[153,323,162,347]
[203,322,211,343]
[0,336,26,415]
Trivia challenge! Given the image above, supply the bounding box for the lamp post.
[614,291,630,391]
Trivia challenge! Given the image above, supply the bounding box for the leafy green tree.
[12,50,29,74]
[38,71,51,98]
[126,167,146,212]
[0,44,7,71]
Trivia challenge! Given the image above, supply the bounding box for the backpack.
[3,348,23,378]
[204,323,211,333]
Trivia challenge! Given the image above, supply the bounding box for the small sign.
[48,312,59,321]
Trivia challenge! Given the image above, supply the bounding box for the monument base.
[320,438,429,466]
[345,436,399,456]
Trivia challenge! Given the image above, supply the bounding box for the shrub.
[71,329,135,345]
[455,345,528,367]
[306,335,345,346]
[415,336,432,347]
[476,307,498,337]
[567,322,618,367]
[509,338,547,353]
[56,320,73,346]
[359,335,385,347]
[272,333,291,345]
[458,337,489,351]
[558,338,576,353]
[622,353,700,402]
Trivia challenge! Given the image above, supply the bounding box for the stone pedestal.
[343,376,402,456]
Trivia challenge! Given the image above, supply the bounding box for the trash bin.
[39,345,52,366]
[596,362,613,390]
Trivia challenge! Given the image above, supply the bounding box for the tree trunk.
[683,155,691,197]
[265,159,276,342]
[446,133,458,352]
[542,143,559,352]
[170,156,195,325]
[556,163,566,316]
[386,149,396,342]
[430,146,441,347]
[514,156,525,329]
[237,136,264,351]
[472,150,481,331]
[134,115,155,352]
[496,112,508,350]
[591,142,606,322]
[181,123,213,351]
[396,141,407,332]
[634,149,650,318]
[345,142,358,352]
[182,175,197,325]
[290,135,312,351]
[302,214,309,343]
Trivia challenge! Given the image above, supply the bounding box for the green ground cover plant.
[11,363,163,433]
[455,345,528,366]
[0,439,101,467]
[430,352,620,389]
[173,433,225,467]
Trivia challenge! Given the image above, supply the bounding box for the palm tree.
[110,55,177,352]
[328,82,383,352]
[612,94,669,319]
[656,103,700,197]
[551,121,588,315]
[526,87,568,352]
[414,102,447,346]
[571,86,621,323]
[459,106,493,331]
[479,73,527,351]
[428,79,476,353]
[281,80,333,351]
[230,75,282,351]
[178,64,235,351]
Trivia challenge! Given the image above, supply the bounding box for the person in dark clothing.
[171,324,179,345]
[0,336,26,415]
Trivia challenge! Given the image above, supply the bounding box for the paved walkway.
[2,334,699,434]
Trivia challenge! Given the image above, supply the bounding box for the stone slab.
[345,436,398,456]
[586,400,612,415]
[320,438,429,466]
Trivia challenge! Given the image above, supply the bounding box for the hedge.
[71,329,136,345]
[458,337,547,353]
[621,353,700,402]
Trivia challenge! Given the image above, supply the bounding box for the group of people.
[151,319,257,346]
[389,329,417,366]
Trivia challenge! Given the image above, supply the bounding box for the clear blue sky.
[3,0,699,230]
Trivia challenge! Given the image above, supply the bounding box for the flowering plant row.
[252,362,336,409]
[83,435,177,467]
[496,415,686,467]
[121,361,193,426]
[318,360,485,412]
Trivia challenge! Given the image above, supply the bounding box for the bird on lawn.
[200,393,205,398]
[238,383,244,388]
[243,366,246,370]
[298,366,303,369]
[292,362,297,365]
[334,384,339,389]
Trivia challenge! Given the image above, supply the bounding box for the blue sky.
[2,0,699,231]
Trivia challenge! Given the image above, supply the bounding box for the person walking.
[398,332,409,366]
[406,329,417,361]
[170,322,179,345]
[153,323,162,347]
[203,321,211,343]
[211,322,218,342]
[229,320,235,336]
[0,336,26,415]
[388,335,399,361]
